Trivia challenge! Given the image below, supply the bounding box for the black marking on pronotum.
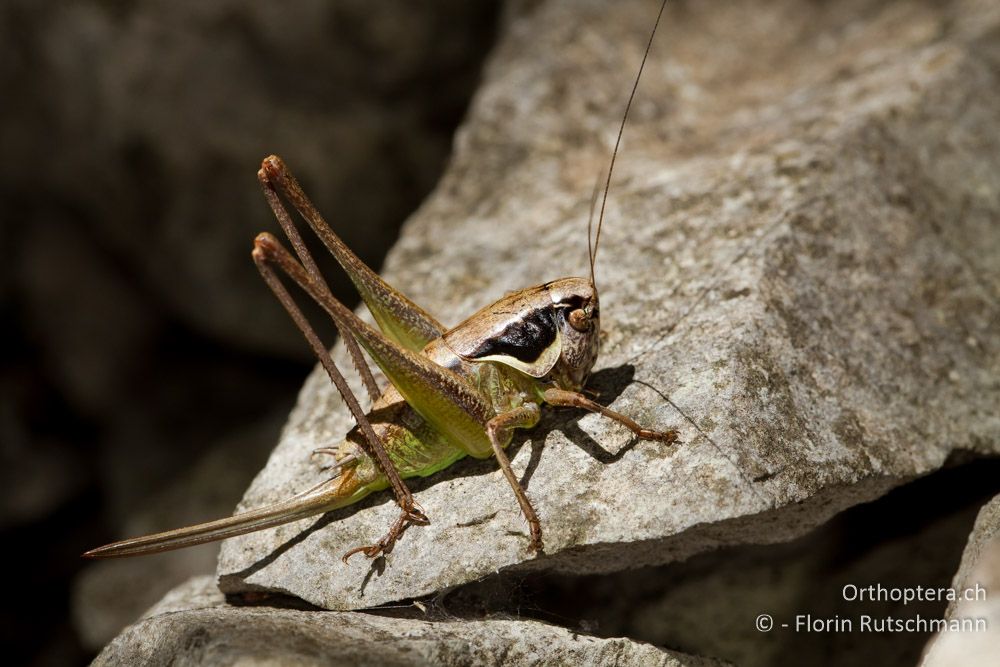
[469,307,557,363]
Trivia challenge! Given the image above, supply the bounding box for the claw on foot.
[342,542,390,562]
[642,428,678,444]
[340,502,429,563]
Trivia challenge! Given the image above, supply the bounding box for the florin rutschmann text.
[755,583,990,634]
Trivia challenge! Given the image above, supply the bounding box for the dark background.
[3,2,997,666]
[0,2,501,663]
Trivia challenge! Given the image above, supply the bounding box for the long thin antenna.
[585,170,602,276]
[590,0,668,290]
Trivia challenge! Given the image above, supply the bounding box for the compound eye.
[568,308,589,332]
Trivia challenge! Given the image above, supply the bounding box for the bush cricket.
[84,0,676,563]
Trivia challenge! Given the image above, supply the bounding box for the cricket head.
[545,277,601,391]
[443,277,600,392]
[447,0,669,394]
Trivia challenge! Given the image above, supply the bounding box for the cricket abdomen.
[344,385,468,490]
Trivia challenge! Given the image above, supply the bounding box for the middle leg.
[486,403,543,552]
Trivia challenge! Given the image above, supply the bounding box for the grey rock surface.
[514,464,998,667]
[921,493,1000,666]
[941,493,1000,619]
[94,576,724,667]
[218,0,1000,611]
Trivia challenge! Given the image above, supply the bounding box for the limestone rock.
[502,463,1000,667]
[94,576,724,667]
[921,494,1000,667]
[218,0,1000,611]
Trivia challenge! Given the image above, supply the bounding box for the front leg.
[486,403,543,552]
[543,387,678,443]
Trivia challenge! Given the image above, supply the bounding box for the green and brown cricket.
[84,0,676,563]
